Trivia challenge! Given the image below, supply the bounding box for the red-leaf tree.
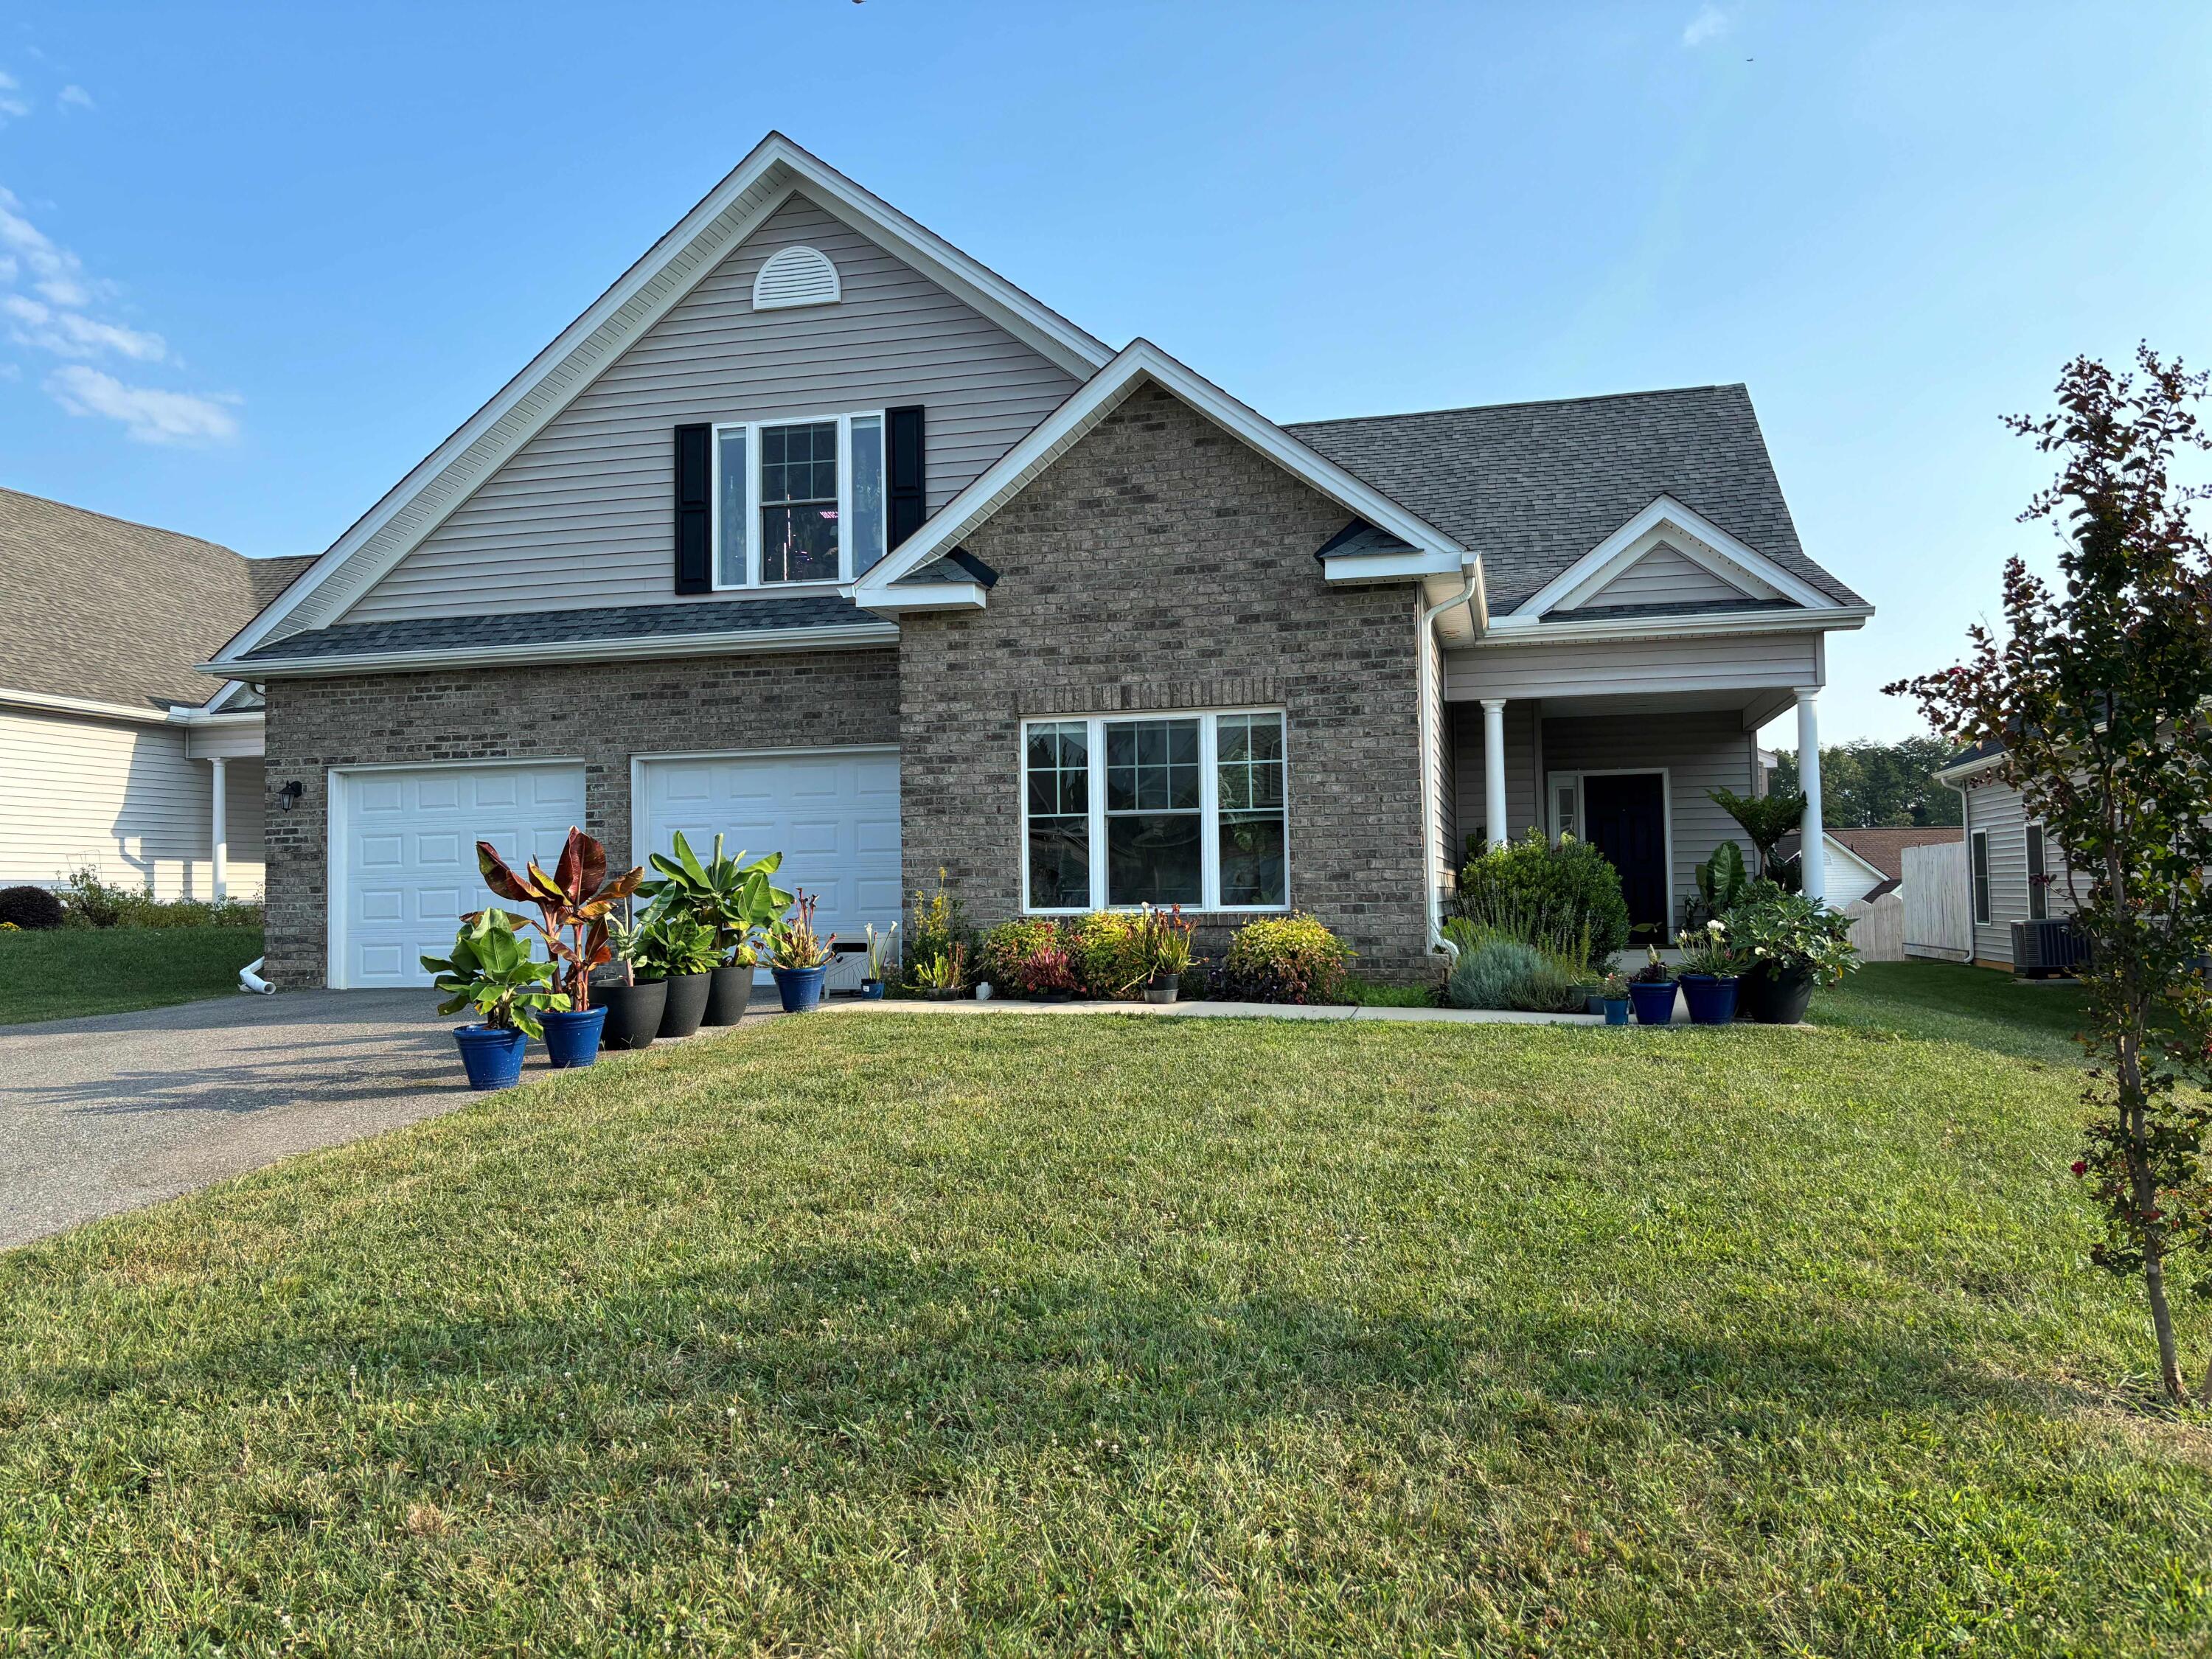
[1890,346,2212,1402]
[476,827,644,1013]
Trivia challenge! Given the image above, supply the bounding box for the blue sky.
[3,2,2208,742]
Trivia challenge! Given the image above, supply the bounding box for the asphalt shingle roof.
[233,595,871,664]
[0,486,313,709]
[1287,383,1863,614]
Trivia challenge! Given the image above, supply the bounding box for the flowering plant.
[1719,883,1860,986]
[1627,945,1674,985]
[1674,919,1747,978]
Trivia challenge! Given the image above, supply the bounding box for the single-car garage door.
[330,762,586,988]
[634,747,901,969]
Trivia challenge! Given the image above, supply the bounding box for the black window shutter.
[887,405,926,549]
[673,423,713,594]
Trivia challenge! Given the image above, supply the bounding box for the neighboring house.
[0,487,312,900]
[1933,742,2074,968]
[201,133,1874,990]
[1775,825,1962,908]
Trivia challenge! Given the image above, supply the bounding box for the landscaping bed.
[1,972,2207,1652]
[0,926,263,1026]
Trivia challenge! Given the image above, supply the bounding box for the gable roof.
[852,338,1475,611]
[1290,383,1863,614]
[209,131,1113,669]
[0,485,312,711]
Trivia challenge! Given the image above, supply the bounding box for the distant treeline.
[1769,734,1963,828]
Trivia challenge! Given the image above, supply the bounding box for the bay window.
[1020,709,1289,912]
[713,411,888,588]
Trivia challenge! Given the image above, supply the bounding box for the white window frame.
[709,409,886,591]
[1018,707,1291,915]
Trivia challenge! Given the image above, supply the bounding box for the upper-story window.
[714,411,886,588]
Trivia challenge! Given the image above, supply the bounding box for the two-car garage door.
[329,750,900,989]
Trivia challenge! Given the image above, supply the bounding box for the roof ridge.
[0,481,246,560]
[1285,383,1746,429]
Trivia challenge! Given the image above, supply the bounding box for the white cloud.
[45,365,240,445]
[4,293,166,361]
[1682,4,1730,46]
[0,188,91,305]
[58,85,93,112]
[0,71,30,122]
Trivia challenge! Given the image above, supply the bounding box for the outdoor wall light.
[278,780,305,813]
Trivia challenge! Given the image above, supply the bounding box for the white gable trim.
[1508,494,1834,620]
[1554,532,1773,611]
[851,338,1475,608]
[209,133,1112,669]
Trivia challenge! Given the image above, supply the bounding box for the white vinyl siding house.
[341,194,1082,625]
[1950,766,2077,967]
[0,705,265,898]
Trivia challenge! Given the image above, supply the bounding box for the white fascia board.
[1484,603,1873,646]
[857,581,990,615]
[1322,548,1465,584]
[0,686,181,726]
[852,338,1474,603]
[1517,494,1841,618]
[1932,752,2005,785]
[199,622,901,680]
[211,133,1112,670]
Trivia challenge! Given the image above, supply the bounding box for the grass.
[1339,973,1437,1008]
[3,965,2208,1652]
[0,926,264,1025]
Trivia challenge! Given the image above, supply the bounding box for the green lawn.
[0,926,264,1025]
[3,964,2208,1653]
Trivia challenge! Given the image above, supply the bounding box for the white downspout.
[1420,560,1484,959]
[238,956,274,995]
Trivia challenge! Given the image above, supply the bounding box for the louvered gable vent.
[751,245,842,310]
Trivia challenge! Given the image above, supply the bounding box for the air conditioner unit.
[2011,918,2086,978]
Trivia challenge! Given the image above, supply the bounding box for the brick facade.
[897,381,1432,975]
[260,649,898,986]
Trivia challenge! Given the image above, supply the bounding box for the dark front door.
[1582,772,1668,936]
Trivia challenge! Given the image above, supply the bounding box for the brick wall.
[898,381,1432,976]
[261,648,898,986]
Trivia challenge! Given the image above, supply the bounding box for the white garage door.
[331,762,586,988]
[634,747,901,969]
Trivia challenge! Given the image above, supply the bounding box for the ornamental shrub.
[1216,912,1353,1004]
[978,917,1065,994]
[1064,911,1148,998]
[1444,937,1588,1013]
[1456,830,1631,961]
[0,885,63,930]
[1719,881,1859,986]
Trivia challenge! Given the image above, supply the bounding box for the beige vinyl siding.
[1445,630,1820,700]
[1571,543,1749,610]
[1450,700,1540,853]
[344,193,1082,623]
[1541,709,1756,926]
[0,709,264,898]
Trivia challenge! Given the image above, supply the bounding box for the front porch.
[1444,664,1829,938]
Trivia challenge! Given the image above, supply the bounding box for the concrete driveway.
[0,990,478,1250]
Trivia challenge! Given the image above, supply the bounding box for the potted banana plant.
[420,908,566,1090]
[638,832,792,1026]
[632,907,722,1038]
[476,827,644,1069]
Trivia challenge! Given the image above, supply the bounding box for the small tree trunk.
[2118,1026,2186,1401]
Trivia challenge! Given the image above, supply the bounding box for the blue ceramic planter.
[860,979,887,1001]
[540,1006,607,1068]
[453,1024,527,1091]
[773,964,829,1013]
[1628,980,1677,1026]
[1600,997,1631,1026]
[1680,973,1741,1026]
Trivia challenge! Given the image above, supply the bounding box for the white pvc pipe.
[238,956,274,995]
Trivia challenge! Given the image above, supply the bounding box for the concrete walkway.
[0,990,468,1250]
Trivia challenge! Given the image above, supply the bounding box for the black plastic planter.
[1741,963,1817,1025]
[597,980,667,1050]
[702,963,754,1026]
[656,972,711,1039]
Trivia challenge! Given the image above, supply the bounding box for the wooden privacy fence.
[1902,840,1971,961]
[1842,889,1905,961]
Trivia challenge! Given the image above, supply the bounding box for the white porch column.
[1795,689,1824,904]
[1481,698,1509,849]
[209,756,228,902]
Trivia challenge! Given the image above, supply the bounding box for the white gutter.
[198,621,902,680]
[0,686,267,728]
[1420,560,1484,959]
[1482,603,1875,644]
